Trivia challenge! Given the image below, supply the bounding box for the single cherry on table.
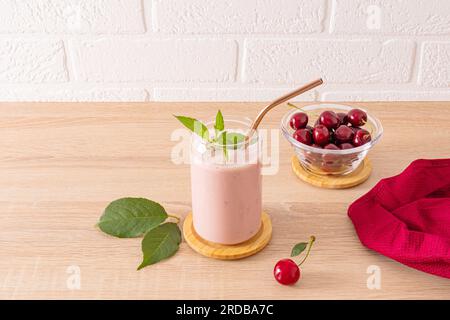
[273,259,300,285]
[274,236,316,286]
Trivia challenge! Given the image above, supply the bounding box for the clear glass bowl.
[281,103,383,176]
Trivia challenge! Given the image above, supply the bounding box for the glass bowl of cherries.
[281,103,383,175]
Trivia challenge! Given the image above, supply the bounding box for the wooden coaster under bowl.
[183,212,272,260]
[291,156,372,189]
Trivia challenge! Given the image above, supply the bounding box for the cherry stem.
[297,236,316,267]
[167,214,181,224]
[287,102,301,110]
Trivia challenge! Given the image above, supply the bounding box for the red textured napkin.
[348,159,450,279]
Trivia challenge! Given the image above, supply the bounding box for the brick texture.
[0,0,144,34]
[0,0,448,102]
[71,39,237,83]
[154,0,326,34]
[331,0,450,35]
[243,39,415,84]
[0,39,67,83]
[419,42,450,88]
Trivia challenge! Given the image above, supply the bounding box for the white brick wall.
[243,39,415,84]
[331,0,450,35]
[70,39,237,82]
[0,0,144,34]
[0,39,67,83]
[0,0,449,102]
[154,0,326,34]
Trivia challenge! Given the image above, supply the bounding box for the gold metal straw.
[246,78,324,144]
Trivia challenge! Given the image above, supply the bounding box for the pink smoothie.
[190,161,262,244]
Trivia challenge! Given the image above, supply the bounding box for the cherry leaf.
[98,197,167,238]
[138,223,181,270]
[291,242,308,257]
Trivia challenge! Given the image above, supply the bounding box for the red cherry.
[273,259,301,285]
[289,112,308,130]
[339,143,354,150]
[335,125,354,143]
[337,112,348,125]
[319,111,340,130]
[350,126,360,134]
[347,109,367,127]
[312,125,330,146]
[324,143,339,150]
[353,128,371,146]
[312,143,323,149]
[293,129,312,145]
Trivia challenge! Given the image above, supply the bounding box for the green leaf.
[138,223,181,270]
[174,115,209,141]
[225,132,245,144]
[98,197,168,238]
[217,131,246,149]
[291,242,308,257]
[214,110,228,158]
[214,109,224,133]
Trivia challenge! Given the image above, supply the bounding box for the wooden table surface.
[0,102,449,300]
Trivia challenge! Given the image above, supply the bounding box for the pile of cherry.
[290,108,371,150]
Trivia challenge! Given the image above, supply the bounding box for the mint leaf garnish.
[291,242,308,257]
[138,223,181,270]
[225,132,245,144]
[218,131,246,149]
[214,109,224,133]
[214,110,228,158]
[175,111,248,156]
[98,197,168,238]
[174,115,209,141]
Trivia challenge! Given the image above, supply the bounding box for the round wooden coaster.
[291,156,372,189]
[183,212,272,260]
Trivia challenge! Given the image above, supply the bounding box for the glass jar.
[190,117,262,245]
[281,104,383,175]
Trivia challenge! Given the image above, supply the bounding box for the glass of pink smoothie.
[190,117,262,245]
